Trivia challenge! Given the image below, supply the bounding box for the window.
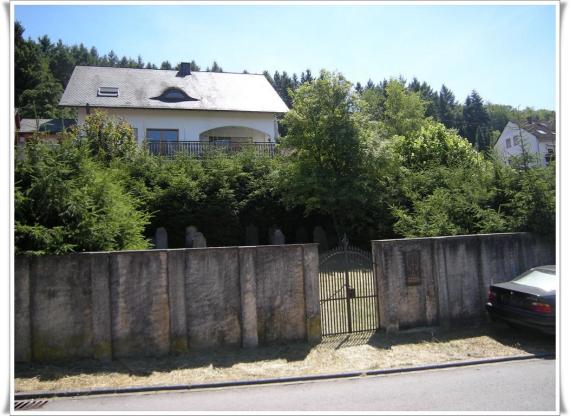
[132,127,138,140]
[514,136,520,146]
[506,138,512,148]
[97,87,119,97]
[146,129,179,142]
[151,88,197,103]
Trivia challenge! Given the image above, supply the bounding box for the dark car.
[485,265,556,335]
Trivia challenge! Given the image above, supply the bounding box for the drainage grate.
[14,400,48,410]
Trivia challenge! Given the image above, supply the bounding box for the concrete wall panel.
[109,251,170,357]
[14,257,31,362]
[255,246,306,343]
[185,248,241,349]
[30,254,93,361]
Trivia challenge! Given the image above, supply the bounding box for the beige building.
[59,63,288,156]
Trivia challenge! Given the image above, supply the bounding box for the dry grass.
[14,322,554,393]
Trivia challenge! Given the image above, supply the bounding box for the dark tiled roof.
[512,120,555,141]
[59,66,289,113]
[19,118,76,134]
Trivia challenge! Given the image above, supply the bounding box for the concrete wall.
[77,107,277,143]
[15,244,320,363]
[372,233,555,332]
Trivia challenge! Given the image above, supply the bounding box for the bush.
[15,138,150,255]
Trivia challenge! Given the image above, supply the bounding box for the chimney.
[179,62,191,77]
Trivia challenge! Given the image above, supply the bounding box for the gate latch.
[347,287,356,299]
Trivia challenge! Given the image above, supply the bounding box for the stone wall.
[15,244,321,363]
[372,233,555,332]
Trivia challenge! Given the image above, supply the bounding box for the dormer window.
[97,87,119,97]
[151,88,197,103]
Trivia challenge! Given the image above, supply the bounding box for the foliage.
[279,71,391,238]
[461,90,491,151]
[361,79,427,139]
[15,139,150,255]
[390,121,509,237]
[490,160,556,236]
[75,110,139,164]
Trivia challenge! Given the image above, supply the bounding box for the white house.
[493,120,555,167]
[59,63,289,155]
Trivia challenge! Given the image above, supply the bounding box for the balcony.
[146,141,277,158]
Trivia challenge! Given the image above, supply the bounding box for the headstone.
[295,227,309,243]
[154,227,168,249]
[313,226,328,252]
[185,226,198,248]
[270,229,286,245]
[245,224,259,246]
[192,232,207,248]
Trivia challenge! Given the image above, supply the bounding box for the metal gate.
[319,236,379,336]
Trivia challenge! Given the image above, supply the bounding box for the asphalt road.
[38,358,556,412]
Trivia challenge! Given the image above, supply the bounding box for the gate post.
[372,240,400,333]
[303,244,321,344]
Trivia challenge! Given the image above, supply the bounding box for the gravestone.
[270,229,286,245]
[295,227,309,243]
[313,226,328,252]
[185,226,198,248]
[153,227,168,249]
[192,232,207,248]
[245,224,259,246]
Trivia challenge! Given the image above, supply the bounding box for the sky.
[14,3,557,110]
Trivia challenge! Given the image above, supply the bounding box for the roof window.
[98,87,119,97]
[151,87,197,103]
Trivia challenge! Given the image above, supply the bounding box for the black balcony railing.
[146,141,277,157]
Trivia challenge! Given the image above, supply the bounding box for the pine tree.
[355,82,363,94]
[160,60,172,70]
[462,90,490,146]
[437,84,458,129]
[208,61,223,72]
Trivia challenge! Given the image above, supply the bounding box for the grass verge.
[14,322,554,393]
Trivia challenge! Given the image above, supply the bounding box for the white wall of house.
[77,107,279,144]
[493,121,553,167]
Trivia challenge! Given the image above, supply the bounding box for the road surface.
[38,358,556,412]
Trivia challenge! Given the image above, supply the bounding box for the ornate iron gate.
[319,236,379,336]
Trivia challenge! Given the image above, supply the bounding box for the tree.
[355,82,363,94]
[207,61,223,72]
[461,90,490,148]
[160,60,172,70]
[77,110,139,164]
[378,79,427,138]
[437,84,458,129]
[300,69,313,84]
[15,138,150,255]
[107,50,119,66]
[390,121,507,237]
[279,70,384,237]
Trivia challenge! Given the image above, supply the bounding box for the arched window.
[151,88,197,103]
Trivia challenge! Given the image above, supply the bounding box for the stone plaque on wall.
[404,250,421,286]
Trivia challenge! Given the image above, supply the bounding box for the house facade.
[59,63,288,155]
[493,120,555,167]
